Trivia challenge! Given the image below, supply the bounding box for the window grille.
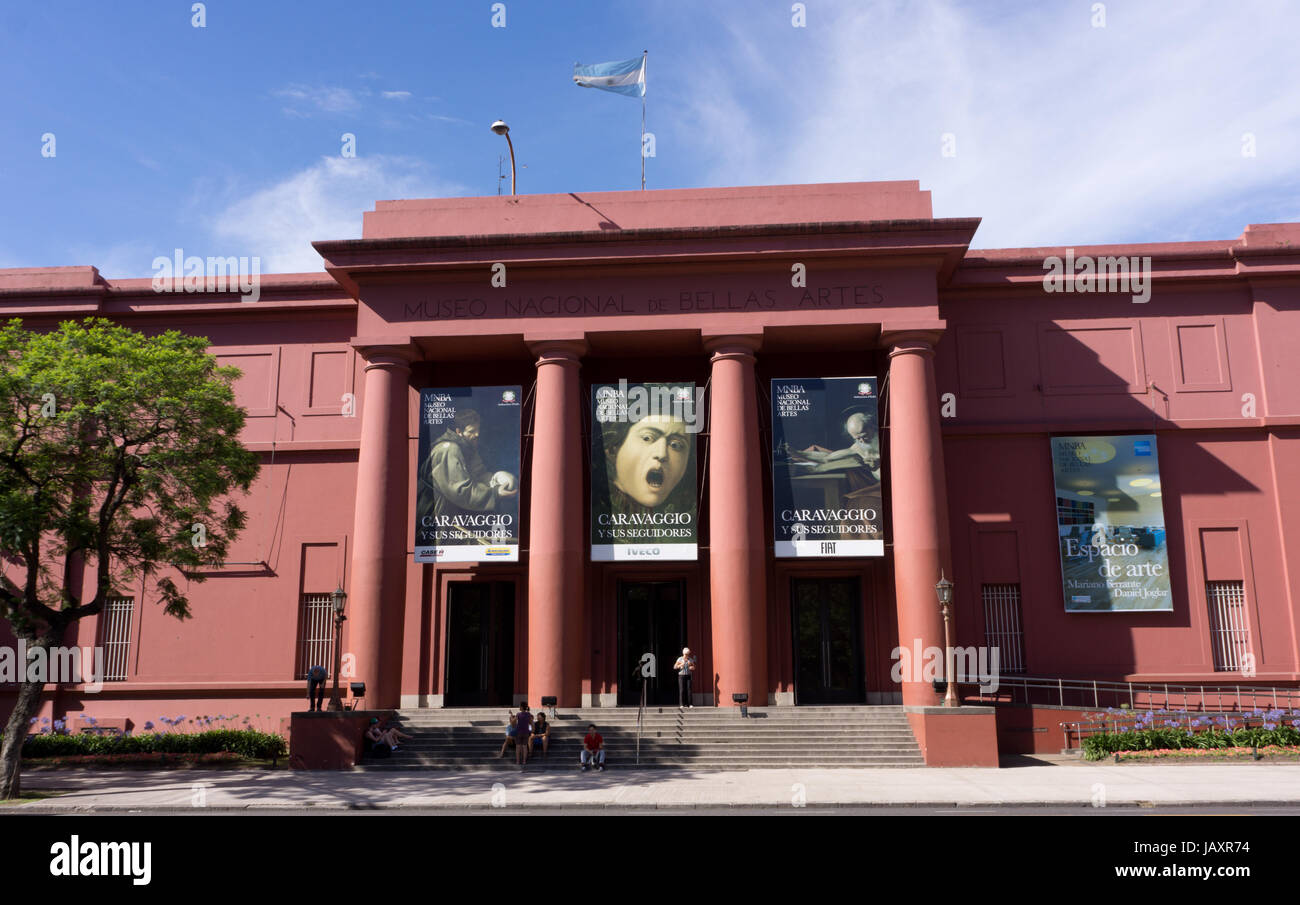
[298,593,335,679]
[100,596,134,681]
[1207,581,1251,672]
[981,583,1026,675]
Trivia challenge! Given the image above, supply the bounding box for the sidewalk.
[10,761,1300,810]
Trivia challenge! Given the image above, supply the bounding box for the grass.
[0,789,69,806]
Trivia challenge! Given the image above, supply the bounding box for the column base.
[904,705,1000,766]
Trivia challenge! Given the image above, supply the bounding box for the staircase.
[358,705,924,771]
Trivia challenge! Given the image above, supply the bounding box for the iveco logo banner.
[590,382,698,561]
[414,386,522,563]
[771,377,884,557]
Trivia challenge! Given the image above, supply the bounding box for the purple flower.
[144,721,155,731]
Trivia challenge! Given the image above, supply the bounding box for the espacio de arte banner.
[1051,434,1173,612]
[590,381,700,561]
[414,386,522,563]
[771,377,884,557]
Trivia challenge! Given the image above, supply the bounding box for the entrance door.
[618,580,686,706]
[444,581,515,707]
[791,577,865,704]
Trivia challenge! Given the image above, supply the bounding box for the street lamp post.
[491,120,515,195]
[935,572,959,707]
[326,585,348,712]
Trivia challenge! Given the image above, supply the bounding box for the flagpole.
[641,50,647,190]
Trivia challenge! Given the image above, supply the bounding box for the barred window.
[1207,581,1251,672]
[297,593,335,679]
[982,583,1026,675]
[99,596,135,681]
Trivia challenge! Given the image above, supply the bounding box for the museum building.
[3,180,1299,747]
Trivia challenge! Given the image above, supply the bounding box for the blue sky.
[2,0,1297,276]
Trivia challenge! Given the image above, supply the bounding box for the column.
[706,335,768,706]
[348,342,416,709]
[527,340,586,707]
[884,332,953,708]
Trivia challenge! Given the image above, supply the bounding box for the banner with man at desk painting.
[1052,435,1173,612]
[772,378,884,557]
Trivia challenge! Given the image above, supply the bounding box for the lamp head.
[490,120,510,136]
[935,573,954,607]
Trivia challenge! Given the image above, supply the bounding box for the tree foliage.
[0,317,260,630]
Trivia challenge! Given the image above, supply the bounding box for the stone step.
[369,704,921,770]
[359,759,926,771]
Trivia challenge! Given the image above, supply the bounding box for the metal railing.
[958,673,1300,751]
[968,674,1300,714]
[635,678,646,765]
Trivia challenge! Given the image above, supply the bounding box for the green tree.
[0,318,259,798]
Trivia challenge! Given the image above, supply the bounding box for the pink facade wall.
[2,181,1298,731]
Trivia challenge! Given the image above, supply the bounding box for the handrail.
[966,673,1300,713]
[636,678,646,765]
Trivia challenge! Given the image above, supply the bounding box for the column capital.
[526,336,588,364]
[880,322,946,354]
[350,336,419,368]
[703,333,763,361]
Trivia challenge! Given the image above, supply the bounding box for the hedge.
[19,729,286,761]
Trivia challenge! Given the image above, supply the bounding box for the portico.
[315,180,976,711]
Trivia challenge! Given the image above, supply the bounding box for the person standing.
[306,664,327,712]
[673,647,696,708]
[514,703,534,768]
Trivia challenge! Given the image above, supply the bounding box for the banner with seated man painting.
[415,386,521,562]
[591,381,700,560]
[1051,434,1173,612]
[772,378,884,557]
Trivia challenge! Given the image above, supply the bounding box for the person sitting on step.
[580,724,605,772]
[498,709,519,758]
[531,711,552,758]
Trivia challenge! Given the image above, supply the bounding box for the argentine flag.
[573,55,646,98]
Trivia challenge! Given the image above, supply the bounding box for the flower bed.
[14,717,287,764]
[1081,707,1300,761]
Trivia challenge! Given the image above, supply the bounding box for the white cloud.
[671,0,1300,247]
[273,84,363,115]
[210,156,463,273]
[381,90,412,100]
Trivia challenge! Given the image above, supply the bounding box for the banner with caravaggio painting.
[590,381,699,561]
[771,377,884,557]
[414,386,521,563]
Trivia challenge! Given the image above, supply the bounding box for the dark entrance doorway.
[791,577,865,704]
[618,580,686,706]
[444,581,515,707]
